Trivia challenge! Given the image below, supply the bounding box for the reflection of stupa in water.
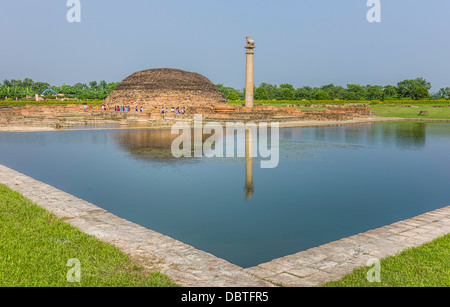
[113,128,256,200]
[113,129,210,161]
[114,129,181,161]
[245,129,254,201]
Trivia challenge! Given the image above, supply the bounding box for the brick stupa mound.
[104,68,227,108]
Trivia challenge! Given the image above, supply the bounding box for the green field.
[323,234,450,287]
[0,100,104,107]
[0,184,178,287]
[371,104,450,119]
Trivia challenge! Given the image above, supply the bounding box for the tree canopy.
[0,78,119,100]
[214,77,445,101]
[1,77,446,102]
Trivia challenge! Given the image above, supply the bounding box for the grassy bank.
[0,184,177,287]
[371,105,450,119]
[0,100,104,107]
[323,233,450,287]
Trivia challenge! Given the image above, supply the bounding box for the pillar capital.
[245,35,255,50]
[245,48,255,55]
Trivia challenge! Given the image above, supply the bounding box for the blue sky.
[1,0,450,91]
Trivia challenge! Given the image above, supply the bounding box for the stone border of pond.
[244,208,450,286]
[0,163,449,287]
[0,164,270,287]
[3,116,449,133]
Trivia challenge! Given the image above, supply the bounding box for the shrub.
[226,92,239,100]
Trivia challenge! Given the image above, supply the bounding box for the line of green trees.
[0,78,119,100]
[2,77,450,102]
[216,77,450,101]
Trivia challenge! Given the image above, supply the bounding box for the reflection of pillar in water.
[245,128,254,201]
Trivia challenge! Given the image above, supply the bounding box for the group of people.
[107,105,144,112]
[161,106,185,115]
[83,104,188,116]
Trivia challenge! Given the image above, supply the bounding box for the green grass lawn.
[0,184,178,287]
[323,234,450,287]
[371,104,450,119]
[0,100,104,107]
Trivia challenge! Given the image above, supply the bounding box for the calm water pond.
[0,122,449,268]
